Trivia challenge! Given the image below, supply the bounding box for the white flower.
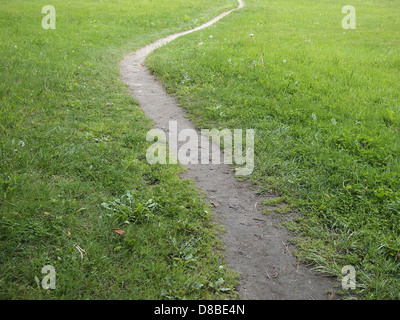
[19,141,25,147]
[198,41,203,45]
[227,59,232,63]
[283,59,286,63]
[209,35,213,38]
[250,33,254,37]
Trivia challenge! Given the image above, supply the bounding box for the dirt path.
[120,0,335,300]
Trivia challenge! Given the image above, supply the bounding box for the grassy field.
[0,0,239,299]
[147,0,400,299]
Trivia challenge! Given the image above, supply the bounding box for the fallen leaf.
[67,231,71,237]
[112,228,125,235]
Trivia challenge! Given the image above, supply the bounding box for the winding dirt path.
[120,0,335,299]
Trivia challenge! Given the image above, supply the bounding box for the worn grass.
[0,0,239,299]
[147,0,400,299]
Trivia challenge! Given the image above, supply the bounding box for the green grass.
[146,0,400,299]
[0,0,239,299]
